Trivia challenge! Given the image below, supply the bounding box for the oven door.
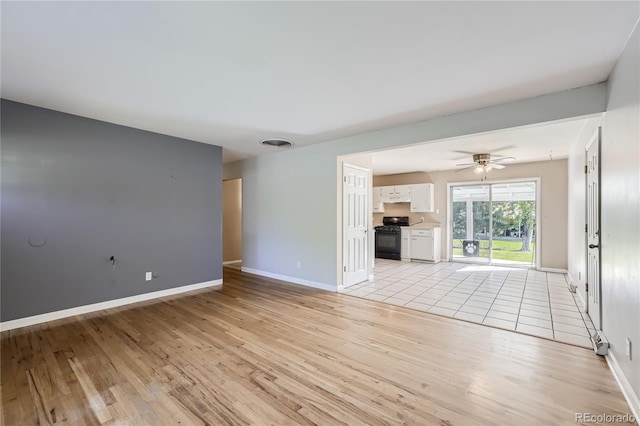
[375,231,401,260]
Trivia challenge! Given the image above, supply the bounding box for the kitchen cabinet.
[410,227,441,263]
[373,183,433,208]
[410,183,434,213]
[379,185,411,202]
[401,227,411,259]
[372,187,385,213]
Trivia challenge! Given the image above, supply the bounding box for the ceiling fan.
[455,153,515,179]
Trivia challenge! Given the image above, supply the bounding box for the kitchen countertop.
[409,222,441,229]
[372,223,441,228]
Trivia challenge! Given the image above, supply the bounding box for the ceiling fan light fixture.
[260,138,292,148]
[455,152,516,180]
[473,153,491,164]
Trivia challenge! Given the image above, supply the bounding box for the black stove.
[374,216,409,260]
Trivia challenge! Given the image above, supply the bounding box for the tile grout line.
[413,266,469,310]
[437,270,485,316]
[467,271,508,322]
[545,271,556,339]
[379,261,452,306]
[478,271,514,325]
[514,270,529,331]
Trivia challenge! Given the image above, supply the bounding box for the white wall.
[223,83,606,290]
[601,23,640,412]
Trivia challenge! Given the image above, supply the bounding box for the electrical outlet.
[145,272,152,281]
[297,261,301,269]
[626,338,632,360]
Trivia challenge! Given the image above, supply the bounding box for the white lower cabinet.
[401,227,411,259]
[410,228,441,263]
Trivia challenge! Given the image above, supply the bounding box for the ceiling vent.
[260,138,292,148]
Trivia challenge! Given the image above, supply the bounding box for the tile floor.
[342,259,595,348]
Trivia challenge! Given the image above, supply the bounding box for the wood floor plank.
[1,267,634,425]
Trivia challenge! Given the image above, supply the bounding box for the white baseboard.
[223,260,242,265]
[538,267,568,274]
[241,267,336,292]
[606,351,640,422]
[0,279,223,332]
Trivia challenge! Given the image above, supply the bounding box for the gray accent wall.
[1,100,223,322]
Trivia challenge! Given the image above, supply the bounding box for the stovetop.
[382,216,410,226]
[375,216,410,232]
[374,225,402,232]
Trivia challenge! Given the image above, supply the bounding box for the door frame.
[341,162,371,289]
[446,177,541,269]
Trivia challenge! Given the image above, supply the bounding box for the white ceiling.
[2,2,638,163]
[370,118,591,175]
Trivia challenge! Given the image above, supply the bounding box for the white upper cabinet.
[395,185,411,201]
[372,187,385,213]
[373,183,434,210]
[379,185,411,202]
[409,183,434,212]
[379,186,395,199]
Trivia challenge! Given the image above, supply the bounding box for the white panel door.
[586,128,602,330]
[343,164,369,287]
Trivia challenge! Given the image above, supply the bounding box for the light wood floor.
[1,268,633,425]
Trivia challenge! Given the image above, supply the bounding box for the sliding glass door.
[451,181,537,267]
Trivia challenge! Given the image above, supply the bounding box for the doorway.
[222,178,242,268]
[449,179,539,268]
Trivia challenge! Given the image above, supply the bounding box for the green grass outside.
[452,239,535,264]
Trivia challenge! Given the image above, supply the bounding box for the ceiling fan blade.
[491,156,516,162]
[455,162,476,167]
[491,145,516,153]
[455,165,476,172]
[491,163,506,169]
[452,150,477,155]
